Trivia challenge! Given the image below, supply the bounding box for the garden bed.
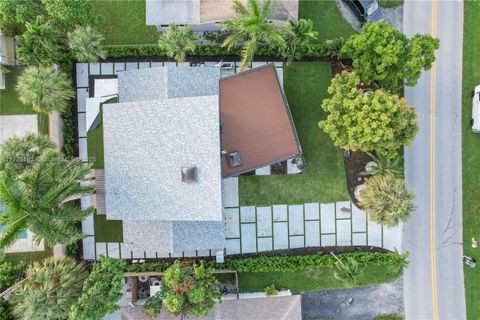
[343,151,373,206]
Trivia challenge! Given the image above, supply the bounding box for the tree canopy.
[70,256,126,320]
[151,261,221,318]
[342,21,439,92]
[68,25,106,63]
[158,23,198,63]
[222,0,285,70]
[0,133,55,178]
[16,66,74,113]
[281,18,318,65]
[359,173,415,227]
[11,257,87,320]
[319,71,418,158]
[0,150,94,249]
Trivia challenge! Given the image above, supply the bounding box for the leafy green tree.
[158,23,197,63]
[0,261,27,292]
[0,150,94,249]
[156,261,221,318]
[69,256,126,320]
[16,16,63,66]
[222,0,285,70]
[42,0,98,31]
[331,253,360,288]
[342,21,439,92]
[11,257,88,320]
[0,0,45,36]
[281,19,318,65]
[319,71,418,158]
[16,66,74,113]
[68,25,106,63]
[0,134,56,178]
[359,174,415,227]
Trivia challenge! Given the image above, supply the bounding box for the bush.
[69,256,126,320]
[374,314,404,320]
[142,292,163,318]
[0,299,13,320]
[0,261,27,292]
[264,284,278,296]
[125,252,406,274]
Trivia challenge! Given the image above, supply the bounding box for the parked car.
[343,0,384,23]
[472,85,480,133]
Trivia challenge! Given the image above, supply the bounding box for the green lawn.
[239,62,348,206]
[299,0,356,41]
[238,264,401,293]
[462,1,480,318]
[94,213,123,243]
[93,0,158,45]
[378,0,404,8]
[87,121,104,169]
[0,66,48,135]
[4,248,52,264]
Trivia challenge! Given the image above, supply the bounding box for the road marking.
[430,0,438,318]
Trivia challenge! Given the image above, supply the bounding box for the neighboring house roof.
[220,64,301,176]
[121,295,303,320]
[102,96,223,222]
[146,0,298,25]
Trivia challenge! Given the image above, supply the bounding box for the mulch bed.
[331,59,353,77]
[343,151,373,206]
[271,161,287,174]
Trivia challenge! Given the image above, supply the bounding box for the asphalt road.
[403,0,466,319]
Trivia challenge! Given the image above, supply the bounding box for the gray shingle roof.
[117,66,220,103]
[103,95,222,222]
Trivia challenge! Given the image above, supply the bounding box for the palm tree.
[361,152,404,178]
[0,150,94,249]
[222,0,285,70]
[359,174,414,227]
[0,133,55,178]
[68,25,106,63]
[158,23,198,63]
[11,257,88,320]
[16,65,74,114]
[16,16,62,66]
[281,18,318,65]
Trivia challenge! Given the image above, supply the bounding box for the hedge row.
[125,251,405,273]
[103,42,336,60]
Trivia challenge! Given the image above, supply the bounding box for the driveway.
[302,278,403,320]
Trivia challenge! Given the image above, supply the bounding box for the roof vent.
[227,151,242,168]
[181,166,197,183]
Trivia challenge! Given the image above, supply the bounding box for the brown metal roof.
[220,64,301,177]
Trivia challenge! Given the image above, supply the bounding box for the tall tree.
[11,257,88,320]
[342,21,439,92]
[222,0,285,70]
[69,257,126,320]
[359,174,415,227]
[42,0,98,31]
[319,71,418,158]
[16,16,63,66]
[16,66,74,114]
[158,23,197,63]
[0,0,45,36]
[68,25,106,63]
[281,19,318,65]
[0,150,94,249]
[0,134,55,178]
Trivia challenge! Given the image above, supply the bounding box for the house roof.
[117,67,220,102]
[145,0,298,25]
[122,220,225,253]
[102,96,223,222]
[220,64,301,176]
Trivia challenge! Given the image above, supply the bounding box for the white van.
[472,85,480,133]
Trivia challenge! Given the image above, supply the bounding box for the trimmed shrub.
[0,261,27,292]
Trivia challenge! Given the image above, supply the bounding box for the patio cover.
[220,64,302,176]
